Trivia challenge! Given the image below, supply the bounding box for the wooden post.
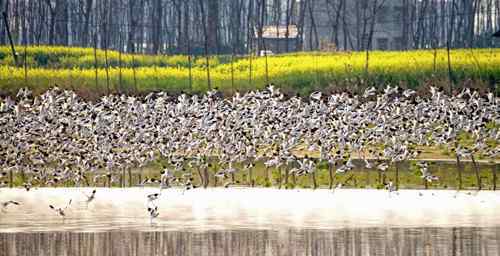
[265,166,270,185]
[103,22,111,94]
[128,168,132,187]
[121,168,125,187]
[446,0,456,95]
[248,49,253,89]
[24,42,28,87]
[187,36,193,91]
[197,0,211,91]
[118,32,123,94]
[263,41,269,85]
[277,166,282,189]
[203,166,209,188]
[83,174,90,186]
[248,166,253,187]
[328,162,334,190]
[93,30,99,93]
[382,165,387,185]
[196,168,204,187]
[311,171,317,189]
[20,170,25,184]
[455,145,463,190]
[9,169,13,188]
[493,164,497,191]
[205,55,211,91]
[284,166,289,189]
[395,161,399,190]
[231,40,235,93]
[213,163,218,187]
[471,155,481,190]
[365,163,370,187]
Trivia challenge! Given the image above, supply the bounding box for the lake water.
[1,188,499,255]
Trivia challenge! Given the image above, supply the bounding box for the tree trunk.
[127,0,137,53]
[54,0,68,45]
[207,0,219,54]
[81,0,93,46]
[307,0,319,50]
[0,0,4,45]
[151,0,162,54]
[44,0,56,45]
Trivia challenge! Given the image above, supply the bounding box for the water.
[1,188,499,255]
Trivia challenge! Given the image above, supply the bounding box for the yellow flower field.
[0,46,498,97]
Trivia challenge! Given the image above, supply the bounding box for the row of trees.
[306,0,500,51]
[0,0,499,55]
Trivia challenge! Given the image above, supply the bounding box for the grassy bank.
[7,160,498,190]
[0,46,499,98]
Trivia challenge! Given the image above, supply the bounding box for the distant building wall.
[303,0,409,51]
[255,25,299,54]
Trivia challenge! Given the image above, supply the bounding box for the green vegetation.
[1,46,499,98]
[7,160,498,190]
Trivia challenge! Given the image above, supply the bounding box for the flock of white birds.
[0,85,498,193]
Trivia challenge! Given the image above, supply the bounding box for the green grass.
[1,46,499,98]
[5,160,498,190]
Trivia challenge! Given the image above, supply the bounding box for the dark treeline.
[0,0,499,55]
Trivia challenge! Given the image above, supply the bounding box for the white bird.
[377,162,389,171]
[385,181,396,193]
[363,87,376,98]
[83,189,96,204]
[310,91,322,101]
[49,199,72,217]
[146,193,161,203]
[147,206,159,223]
[1,200,20,212]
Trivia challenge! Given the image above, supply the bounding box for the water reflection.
[1,227,499,256]
[1,188,500,255]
